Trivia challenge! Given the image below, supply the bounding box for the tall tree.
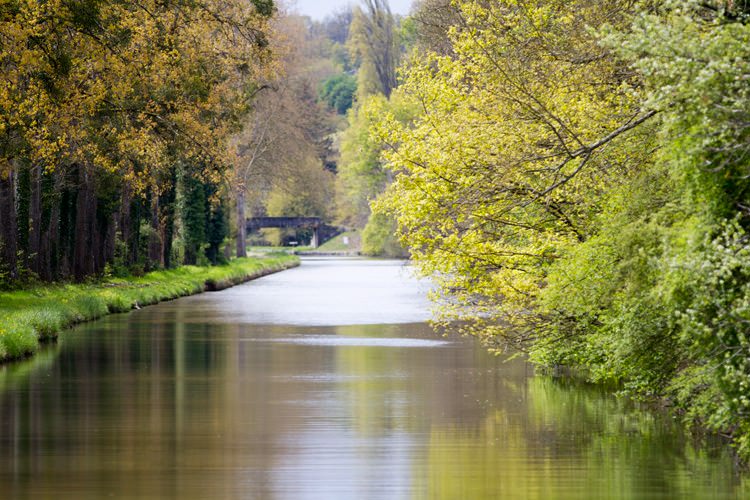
[348,0,399,98]
[374,0,654,347]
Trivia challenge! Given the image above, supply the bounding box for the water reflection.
[253,335,450,347]
[154,258,434,326]
[0,259,746,499]
[416,376,744,499]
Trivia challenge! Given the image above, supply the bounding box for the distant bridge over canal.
[246,217,325,247]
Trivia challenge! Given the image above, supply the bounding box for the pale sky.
[290,0,414,20]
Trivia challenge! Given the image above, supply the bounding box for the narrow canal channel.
[0,258,746,499]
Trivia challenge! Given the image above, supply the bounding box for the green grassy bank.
[0,254,299,363]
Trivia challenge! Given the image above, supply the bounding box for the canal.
[0,258,746,498]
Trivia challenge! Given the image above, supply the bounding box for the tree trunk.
[236,187,247,258]
[29,163,42,274]
[16,164,30,261]
[73,168,88,281]
[58,165,79,279]
[0,163,18,280]
[129,197,141,267]
[43,176,60,281]
[148,193,162,268]
[104,213,116,267]
[119,184,132,267]
[73,165,96,281]
[160,166,177,268]
[40,212,54,281]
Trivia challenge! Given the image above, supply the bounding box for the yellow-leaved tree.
[0,0,275,280]
[374,0,657,350]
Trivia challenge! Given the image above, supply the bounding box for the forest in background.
[0,0,370,285]
[3,0,750,464]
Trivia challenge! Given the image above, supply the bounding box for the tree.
[410,0,462,56]
[320,7,355,45]
[232,14,338,254]
[336,96,391,229]
[320,74,358,114]
[371,0,750,462]
[335,91,418,258]
[0,0,275,283]
[374,0,654,347]
[348,0,399,98]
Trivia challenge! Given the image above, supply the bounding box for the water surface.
[0,258,746,499]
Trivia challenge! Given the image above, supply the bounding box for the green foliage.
[671,221,750,457]
[336,97,389,227]
[251,0,275,18]
[320,73,357,114]
[603,0,750,217]
[361,212,406,257]
[601,0,750,458]
[336,91,420,228]
[368,0,750,461]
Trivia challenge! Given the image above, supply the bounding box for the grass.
[307,231,361,253]
[317,231,360,252]
[0,254,299,363]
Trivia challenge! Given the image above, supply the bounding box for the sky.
[290,0,414,20]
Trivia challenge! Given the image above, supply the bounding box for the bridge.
[246,217,323,248]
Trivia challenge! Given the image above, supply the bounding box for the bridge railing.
[246,217,321,230]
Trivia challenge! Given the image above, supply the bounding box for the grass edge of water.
[0,255,300,363]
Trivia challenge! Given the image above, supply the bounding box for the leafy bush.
[320,73,357,114]
[362,212,406,257]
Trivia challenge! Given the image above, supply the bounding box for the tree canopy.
[0,0,274,280]
[363,0,750,460]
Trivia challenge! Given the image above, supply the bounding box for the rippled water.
[0,258,746,499]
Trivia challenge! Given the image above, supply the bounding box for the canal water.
[0,258,747,499]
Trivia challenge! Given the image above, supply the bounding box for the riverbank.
[0,254,299,363]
